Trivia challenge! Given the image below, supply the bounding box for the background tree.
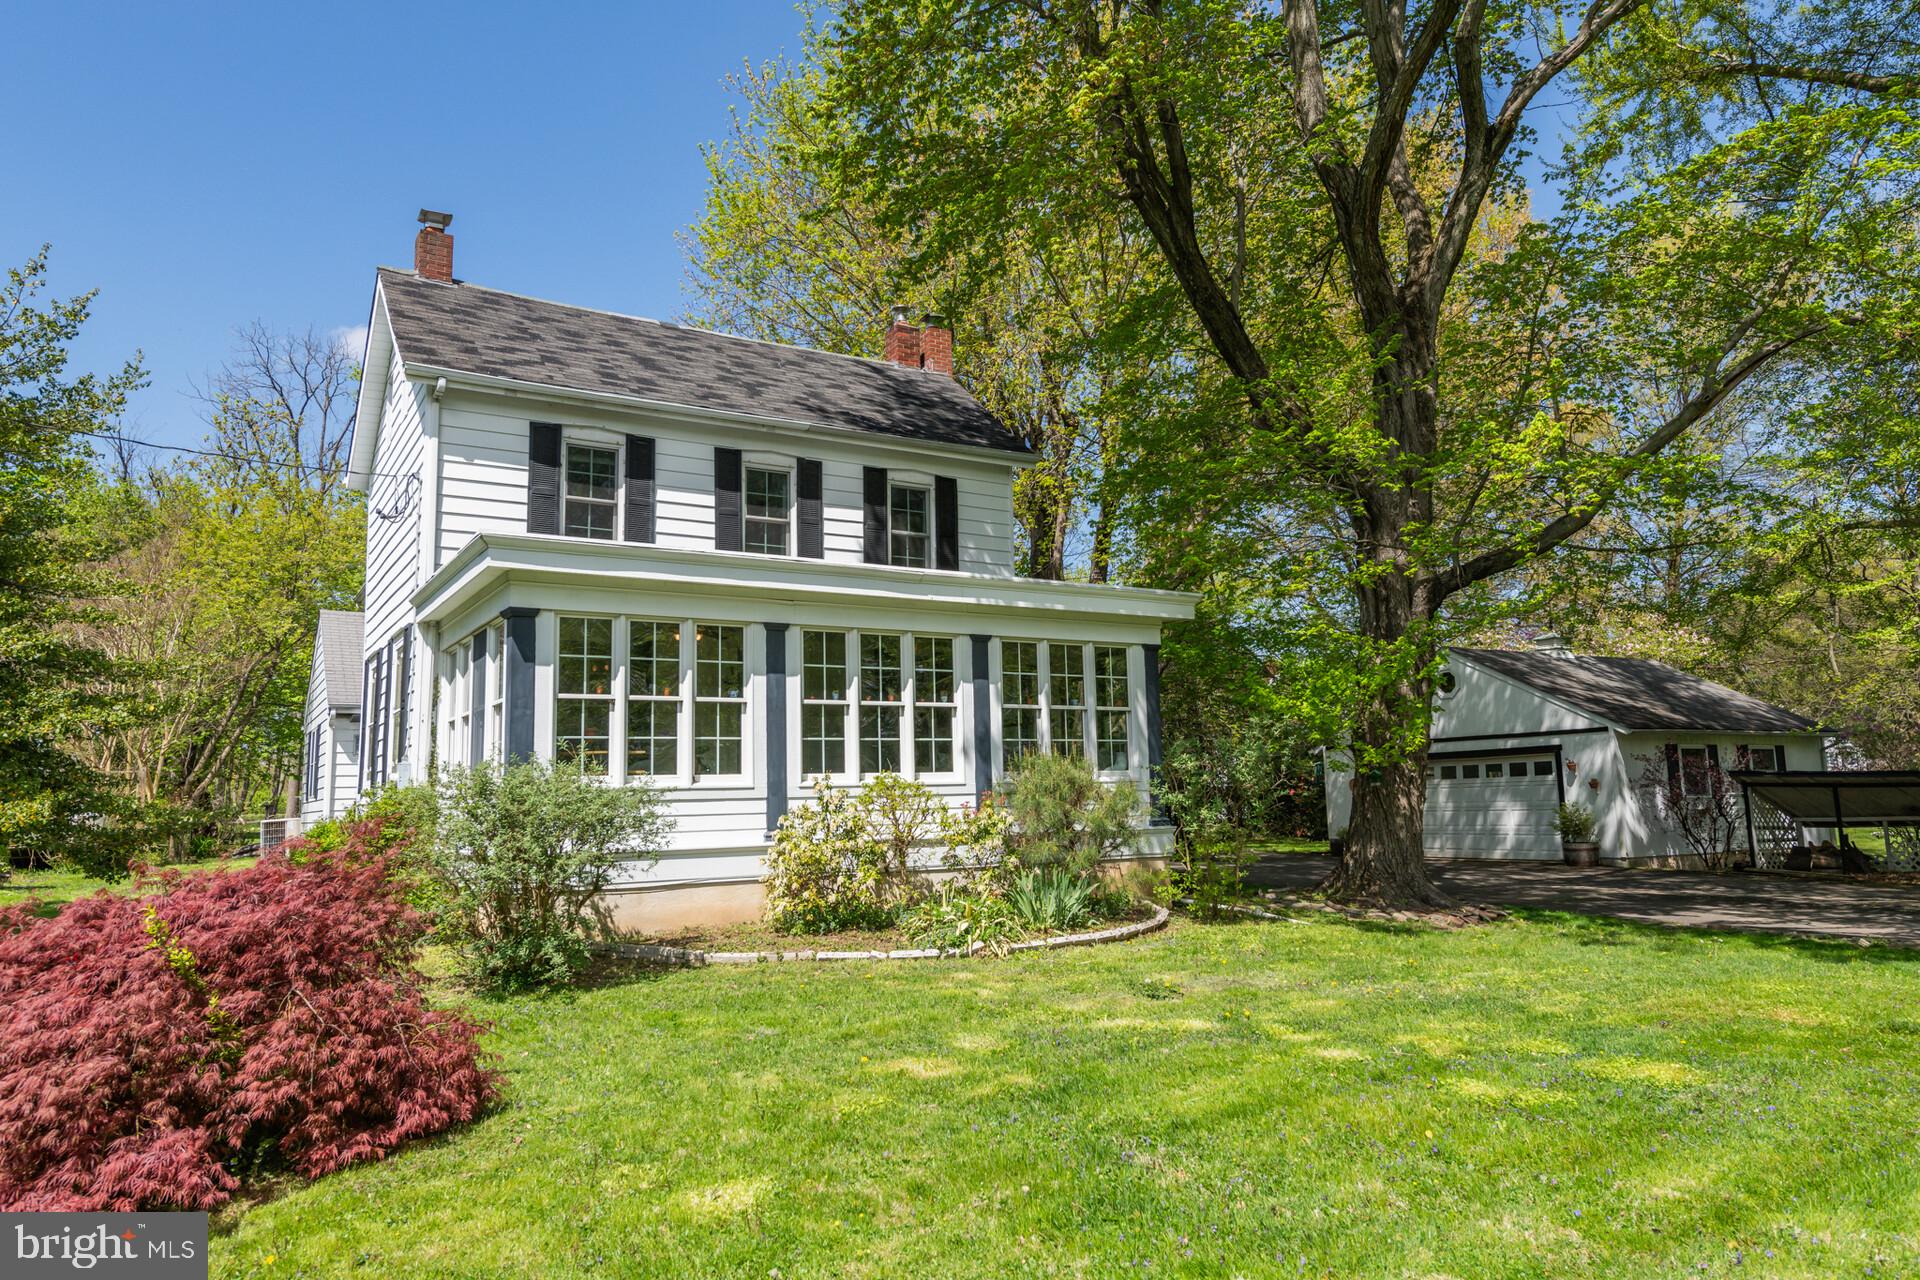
[820,0,1920,907]
[0,249,144,870]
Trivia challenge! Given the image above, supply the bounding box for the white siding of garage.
[1424,753,1562,859]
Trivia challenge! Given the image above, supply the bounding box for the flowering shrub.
[0,820,497,1210]
[765,776,937,933]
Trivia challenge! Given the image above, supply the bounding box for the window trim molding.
[561,434,623,542]
[886,479,934,569]
[742,460,796,559]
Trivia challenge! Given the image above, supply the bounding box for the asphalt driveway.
[1248,855,1920,948]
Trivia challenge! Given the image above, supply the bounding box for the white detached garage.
[1325,637,1828,866]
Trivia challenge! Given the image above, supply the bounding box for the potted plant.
[1557,802,1600,867]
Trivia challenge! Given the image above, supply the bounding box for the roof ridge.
[376,266,927,378]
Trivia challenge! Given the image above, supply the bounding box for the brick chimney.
[918,311,953,375]
[414,209,454,282]
[883,304,921,367]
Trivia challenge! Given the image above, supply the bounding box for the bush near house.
[428,762,673,992]
[0,822,497,1211]
[767,760,1150,941]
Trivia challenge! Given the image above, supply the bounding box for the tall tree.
[822,0,1920,906]
[0,249,144,866]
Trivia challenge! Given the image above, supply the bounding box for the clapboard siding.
[361,361,429,784]
[435,393,1020,573]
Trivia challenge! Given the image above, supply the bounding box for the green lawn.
[0,856,256,915]
[207,910,1920,1279]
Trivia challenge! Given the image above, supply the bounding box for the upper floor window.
[745,466,791,556]
[889,484,931,567]
[565,443,618,539]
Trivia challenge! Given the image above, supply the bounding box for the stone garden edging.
[593,903,1170,968]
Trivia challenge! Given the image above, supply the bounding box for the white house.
[299,609,363,829]
[1324,638,1828,866]
[301,211,1195,929]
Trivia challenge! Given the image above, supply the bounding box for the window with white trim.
[859,633,904,775]
[1678,745,1712,795]
[626,621,680,777]
[1002,641,1041,762]
[913,636,955,775]
[745,466,791,556]
[693,623,746,778]
[889,483,931,567]
[801,630,848,777]
[555,617,614,774]
[443,641,472,767]
[564,443,618,540]
[486,621,505,759]
[1047,643,1087,759]
[1740,744,1781,772]
[1093,645,1130,771]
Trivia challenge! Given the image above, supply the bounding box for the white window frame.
[887,481,933,568]
[996,640,1137,778]
[1092,644,1131,774]
[442,639,473,768]
[911,635,959,779]
[560,437,622,545]
[858,632,906,776]
[743,462,794,557]
[625,620,683,780]
[1677,744,1713,796]
[799,629,850,780]
[1739,743,1781,772]
[691,621,749,782]
[554,615,617,776]
[486,621,506,760]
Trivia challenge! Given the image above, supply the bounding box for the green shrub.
[295,819,348,855]
[1005,868,1098,933]
[998,754,1142,875]
[352,783,440,858]
[430,762,672,991]
[1556,802,1598,842]
[901,883,1020,955]
[1175,840,1253,920]
[764,775,941,934]
[938,795,1016,893]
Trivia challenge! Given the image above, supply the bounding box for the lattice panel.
[1882,826,1920,874]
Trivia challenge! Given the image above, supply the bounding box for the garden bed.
[597,901,1168,965]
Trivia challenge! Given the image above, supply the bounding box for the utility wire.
[75,429,420,483]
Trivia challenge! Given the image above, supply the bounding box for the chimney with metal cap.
[882,304,921,367]
[415,209,454,282]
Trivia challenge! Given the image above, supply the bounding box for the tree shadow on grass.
[1510,907,1920,966]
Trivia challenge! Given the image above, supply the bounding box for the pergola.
[1730,770,1920,871]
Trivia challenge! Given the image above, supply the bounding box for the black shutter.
[360,656,375,791]
[625,435,655,543]
[714,447,743,551]
[862,466,889,564]
[934,475,959,571]
[797,458,824,558]
[528,422,562,534]
[469,631,487,765]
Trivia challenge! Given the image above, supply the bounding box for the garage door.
[1425,754,1560,859]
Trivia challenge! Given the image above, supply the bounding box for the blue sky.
[8,1,812,449]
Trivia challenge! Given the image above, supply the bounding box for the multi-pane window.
[889,484,931,567]
[913,637,956,774]
[443,641,472,767]
[1093,645,1130,771]
[1678,745,1712,795]
[1002,641,1041,762]
[859,633,904,774]
[626,622,680,777]
[555,617,614,774]
[1740,744,1781,772]
[1047,643,1086,758]
[745,467,791,556]
[564,444,618,539]
[802,630,848,776]
[486,621,505,759]
[693,624,746,777]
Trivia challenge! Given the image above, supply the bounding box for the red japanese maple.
[0,821,498,1210]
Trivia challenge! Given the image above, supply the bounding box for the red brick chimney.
[883,304,921,367]
[918,312,953,375]
[414,209,454,282]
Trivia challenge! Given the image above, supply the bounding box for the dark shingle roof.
[377,269,1029,455]
[1453,648,1819,733]
[317,610,364,714]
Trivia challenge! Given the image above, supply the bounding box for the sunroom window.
[801,630,848,776]
[555,617,614,774]
[693,624,746,777]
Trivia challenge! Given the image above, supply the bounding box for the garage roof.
[1454,648,1818,733]
[1731,771,1920,825]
